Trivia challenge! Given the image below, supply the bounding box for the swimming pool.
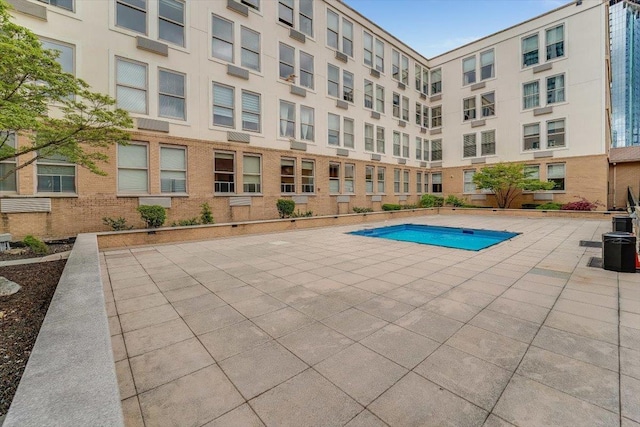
[348,224,520,251]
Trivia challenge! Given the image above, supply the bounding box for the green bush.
[276,199,296,218]
[419,194,444,208]
[200,203,214,224]
[401,204,419,210]
[382,204,402,211]
[23,235,48,255]
[137,205,166,228]
[521,204,540,210]
[102,216,133,231]
[535,202,563,210]
[444,195,467,207]
[352,207,373,213]
[172,218,200,227]
[291,209,313,218]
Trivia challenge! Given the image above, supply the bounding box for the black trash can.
[602,232,637,273]
[612,216,633,233]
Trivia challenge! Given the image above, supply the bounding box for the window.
[281,158,295,193]
[402,96,409,122]
[392,93,400,118]
[463,56,476,85]
[522,34,539,67]
[159,0,185,47]
[364,80,373,109]
[401,56,409,85]
[279,0,313,36]
[299,52,314,89]
[37,0,73,11]
[328,64,339,97]
[344,118,355,149]
[41,40,74,74]
[403,170,409,193]
[415,137,423,160]
[279,43,295,80]
[279,45,313,89]
[463,170,476,193]
[546,74,565,104]
[377,167,385,193]
[421,139,429,162]
[376,126,385,154]
[160,146,186,193]
[326,9,339,49]
[241,27,260,71]
[415,64,428,95]
[343,70,354,103]
[480,49,494,80]
[365,123,374,152]
[546,25,564,61]
[328,113,340,146]
[375,39,385,72]
[116,58,147,114]
[416,172,422,193]
[329,162,340,193]
[364,31,374,67]
[523,81,539,110]
[392,50,408,84]
[159,69,185,120]
[423,172,429,193]
[300,106,314,141]
[547,163,565,191]
[0,132,16,192]
[431,172,442,193]
[116,0,147,34]
[118,143,148,193]
[241,91,260,132]
[481,130,496,156]
[278,0,294,26]
[279,101,295,138]
[481,92,495,117]
[431,139,442,161]
[523,123,540,151]
[241,0,259,10]
[365,165,374,193]
[402,133,409,158]
[393,131,401,156]
[375,85,385,113]
[302,160,314,192]
[431,68,442,94]
[422,105,429,128]
[212,83,234,127]
[344,164,355,193]
[393,169,401,193]
[212,15,233,62]
[524,164,539,180]
[463,97,476,121]
[243,155,261,193]
[463,134,477,158]
[36,154,76,193]
[431,106,442,128]
[342,18,353,57]
[416,103,422,126]
[547,119,565,148]
[214,152,235,193]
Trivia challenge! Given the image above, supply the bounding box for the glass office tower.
[610,0,640,147]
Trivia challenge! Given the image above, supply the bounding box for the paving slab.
[322,308,389,341]
[278,322,354,365]
[360,324,439,369]
[204,404,264,427]
[395,307,464,343]
[199,320,272,362]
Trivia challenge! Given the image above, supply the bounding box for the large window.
[523,81,539,110]
[393,169,401,193]
[416,64,428,95]
[392,93,400,118]
[281,158,295,193]
[329,162,340,193]
[463,170,476,193]
[547,163,565,191]
[118,143,148,193]
[546,74,565,104]
[375,39,385,72]
[278,0,294,27]
[344,164,355,193]
[159,69,185,120]
[415,137,424,160]
[212,83,234,127]
[302,160,314,193]
[299,52,314,89]
[402,133,409,158]
[328,113,340,146]
[279,101,295,138]
[547,119,565,148]
[480,50,494,80]
[280,45,313,89]
[37,154,76,193]
[431,139,442,161]
[279,43,295,80]
[241,27,260,71]
[376,126,385,154]
[522,34,539,67]
[462,56,476,85]
[365,166,374,193]
[523,123,540,151]
[363,31,384,71]
[116,58,147,114]
[342,18,353,57]
[211,15,233,62]
[41,39,74,74]
[364,123,374,152]
[243,155,261,193]
[431,106,442,128]
[431,172,442,193]
[343,70,354,103]
[524,165,540,180]
[392,50,408,84]
[0,132,16,192]
[481,92,495,117]
[546,25,564,61]
[159,0,185,47]
[377,167,385,193]
[300,106,314,141]
[431,68,442,94]
[326,9,339,49]
[214,152,234,193]
[327,64,340,98]
[37,0,73,11]
[116,0,147,34]
[160,146,186,193]
[393,131,401,156]
[401,96,409,122]
[403,170,409,193]
[463,134,477,158]
[212,16,261,71]
[241,91,260,132]
[481,130,496,156]
[463,97,476,121]
[327,115,353,148]
[344,118,354,149]
[416,171,422,193]
[279,0,313,37]
[363,31,374,67]
[364,80,373,109]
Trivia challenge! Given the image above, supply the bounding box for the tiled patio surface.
[102,215,640,427]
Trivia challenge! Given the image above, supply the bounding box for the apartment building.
[2,0,612,238]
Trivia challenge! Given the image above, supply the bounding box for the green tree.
[472,163,554,209]
[0,0,132,181]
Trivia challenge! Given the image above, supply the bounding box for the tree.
[0,0,132,181]
[472,163,554,209]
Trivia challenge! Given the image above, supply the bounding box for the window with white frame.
[463,134,477,158]
[212,83,234,127]
[415,64,428,95]
[422,105,429,128]
[344,163,355,193]
[376,126,385,154]
[41,39,74,75]
[364,80,373,109]
[212,14,233,62]
[299,0,313,36]
[392,93,400,118]
[481,130,496,156]
[431,106,442,128]
[463,170,476,193]
[463,97,476,121]
[159,0,185,47]
[281,158,295,193]
[375,38,384,72]
[279,0,313,37]
[278,0,294,27]
[415,103,422,126]
[377,167,385,192]
[546,74,565,104]
[365,165,374,193]
[402,133,409,158]
[431,68,442,94]
[326,9,339,49]
[431,139,442,161]
[302,160,314,192]
[431,172,442,193]
[423,172,429,193]
[523,81,539,110]
[522,34,539,67]
[415,137,423,160]
[364,32,384,71]
[344,118,355,149]
[159,69,185,120]
[279,43,295,80]
[547,163,565,191]
[365,81,384,113]
[481,92,495,117]
[241,0,259,11]
[546,25,564,61]
[116,0,147,35]
[279,44,313,89]
[480,49,494,80]
[365,123,374,152]
[393,168,401,193]
[327,64,339,97]
[300,105,314,141]
[212,17,261,71]
[363,31,374,67]
[328,113,340,146]
[343,70,354,103]
[393,131,401,156]
[37,153,76,193]
[342,18,353,57]
[403,170,409,193]
[0,132,16,192]
[523,123,540,151]
[547,119,565,148]
[118,143,148,193]
[279,100,295,138]
[329,162,340,193]
[524,164,539,180]
[392,50,409,84]
[243,155,261,193]
[241,91,260,132]
[375,85,385,113]
[116,58,147,114]
[416,171,422,193]
[160,146,186,193]
[241,27,260,71]
[402,96,409,122]
[38,0,73,11]
[299,51,314,89]
[214,152,235,193]
[462,56,476,85]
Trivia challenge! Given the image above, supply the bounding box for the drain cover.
[580,241,602,248]
[587,257,603,268]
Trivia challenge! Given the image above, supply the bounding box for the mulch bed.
[0,259,67,416]
[0,241,74,262]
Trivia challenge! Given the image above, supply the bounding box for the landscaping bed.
[0,239,74,262]
[0,259,67,416]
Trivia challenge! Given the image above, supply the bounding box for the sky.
[342,0,574,58]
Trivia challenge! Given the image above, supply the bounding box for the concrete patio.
[102,214,640,427]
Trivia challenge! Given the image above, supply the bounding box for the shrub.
[444,195,467,207]
[137,205,166,228]
[419,194,444,208]
[276,199,296,218]
[561,197,602,211]
[23,235,48,255]
[102,216,133,231]
[352,207,373,213]
[291,209,313,218]
[401,204,419,210]
[382,204,402,211]
[171,218,200,227]
[521,204,540,210]
[200,203,214,224]
[535,202,563,210]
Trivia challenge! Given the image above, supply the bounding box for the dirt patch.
[0,240,74,262]
[0,260,67,416]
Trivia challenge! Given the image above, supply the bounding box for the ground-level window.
[344,163,355,193]
[393,168,401,193]
[365,165,374,193]
[547,163,565,191]
[463,170,476,193]
[214,152,235,193]
[118,143,148,193]
[377,167,385,193]
[302,160,314,193]
[37,155,76,193]
[243,155,261,193]
[160,146,187,193]
[329,162,340,193]
[431,172,442,193]
[281,158,295,193]
[0,132,17,192]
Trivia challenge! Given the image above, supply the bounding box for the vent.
[290,140,307,151]
[397,158,407,165]
[471,119,486,128]
[420,161,428,168]
[227,131,251,143]
[420,93,427,100]
[371,195,382,202]
[370,111,381,120]
[292,195,308,204]
[397,82,406,90]
[471,157,486,164]
[587,257,603,268]
[137,118,170,133]
[533,150,554,158]
[336,195,350,203]
[336,100,349,110]
[533,63,553,74]
[430,94,442,102]
[470,82,486,91]
[398,121,406,128]
[420,127,427,134]
[534,106,553,116]
[136,36,169,56]
[139,197,171,208]
[335,51,348,63]
[289,28,306,43]
[370,68,380,78]
[290,85,307,97]
[430,128,442,135]
[227,0,249,16]
[533,193,554,201]
[229,197,251,207]
[227,64,249,80]
[398,195,407,201]
[1,198,51,213]
[336,148,349,157]
[370,154,381,161]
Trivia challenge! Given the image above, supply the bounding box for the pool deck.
[102,214,640,427]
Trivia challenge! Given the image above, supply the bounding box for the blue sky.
[342,0,572,58]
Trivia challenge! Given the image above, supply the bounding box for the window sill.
[160,193,189,197]
[34,193,78,198]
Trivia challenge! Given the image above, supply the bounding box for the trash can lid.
[603,231,634,237]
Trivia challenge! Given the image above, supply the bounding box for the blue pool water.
[349,224,520,251]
